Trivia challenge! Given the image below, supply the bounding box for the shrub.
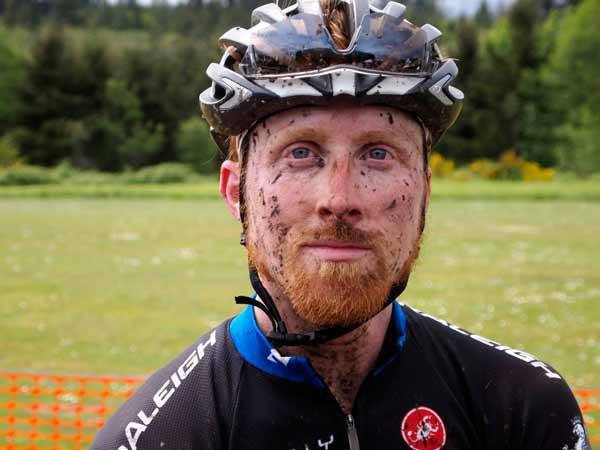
[118,124,165,170]
[497,149,523,180]
[67,170,121,185]
[0,135,21,167]
[175,117,219,174]
[521,161,555,182]
[451,168,474,181]
[124,163,197,184]
[51,161,78,181]
[468,159,499,179]
[429,152,455,178]
[468,150,555,182]
[0,165,56,185]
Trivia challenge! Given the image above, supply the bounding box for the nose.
[316,161,363,225]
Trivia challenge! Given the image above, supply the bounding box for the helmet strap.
[235,268,409,348]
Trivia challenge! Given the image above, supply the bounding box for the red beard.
[248,215,423,328]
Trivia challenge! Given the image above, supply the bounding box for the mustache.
[300,220,382,247]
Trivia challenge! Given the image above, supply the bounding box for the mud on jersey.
[90,302,591,450]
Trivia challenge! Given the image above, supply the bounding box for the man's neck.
[254,291,393,414]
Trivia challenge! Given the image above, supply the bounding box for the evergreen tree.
[475,0,493,27]
[15,27,77,165]
[549,0,600,174]
[439,18,480,161]
[0,23,25,134]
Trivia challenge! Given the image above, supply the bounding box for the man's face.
[227,103,430,329]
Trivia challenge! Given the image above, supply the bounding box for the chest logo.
[401,406,446,450]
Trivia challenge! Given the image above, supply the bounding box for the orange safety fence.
[579,389,600,445]
[0,371,598,449]
[0,372,143,450]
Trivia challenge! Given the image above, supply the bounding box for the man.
[91,0,591,449]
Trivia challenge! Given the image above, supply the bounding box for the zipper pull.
[346,414,361,450]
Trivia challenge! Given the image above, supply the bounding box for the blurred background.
[0,0,599,448]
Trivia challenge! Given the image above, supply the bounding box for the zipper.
[346,414,361,450]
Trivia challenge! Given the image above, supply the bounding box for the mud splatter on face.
[271,173,282,184]
[386,112,394,125]
[386,199,397,210]
[259,188,266,206]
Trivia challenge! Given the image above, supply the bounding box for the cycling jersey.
[90,302,591,450]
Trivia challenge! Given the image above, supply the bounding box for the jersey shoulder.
[90,319,243,450]
[403,304,563,380]
[402,305,591,450]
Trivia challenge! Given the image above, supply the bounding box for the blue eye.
[368,148,389,160]
[291,148,313,159]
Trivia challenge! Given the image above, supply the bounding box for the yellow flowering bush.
[468,149,555,181]
[468,159,499,179]
[429,152,455,178]
[521,161,556,181]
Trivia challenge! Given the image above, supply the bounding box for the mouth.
[302,240,372,262]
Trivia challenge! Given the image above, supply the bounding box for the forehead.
[249,102,424,150]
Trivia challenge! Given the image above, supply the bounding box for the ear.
[220,159,241,222]
[424,166,432,212]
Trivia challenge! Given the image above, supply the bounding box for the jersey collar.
[230,301,407,388]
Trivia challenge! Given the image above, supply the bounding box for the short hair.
[320,0,351,50]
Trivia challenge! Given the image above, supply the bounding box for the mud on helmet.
[199,0,464,347]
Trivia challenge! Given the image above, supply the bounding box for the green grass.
[1,178,600,200]
[1,197,598,384]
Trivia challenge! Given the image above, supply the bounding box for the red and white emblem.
[401,406,446,450]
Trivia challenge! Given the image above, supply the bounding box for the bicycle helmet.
[200,0,463,155]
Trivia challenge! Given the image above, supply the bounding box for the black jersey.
[90,302,591,450]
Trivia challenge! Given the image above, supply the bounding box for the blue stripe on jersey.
[371,301,408,377]
[230,301,407,387]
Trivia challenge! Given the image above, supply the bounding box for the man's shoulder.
[90,318,243,450]
[402,304,563,381]
[401,304,590,449]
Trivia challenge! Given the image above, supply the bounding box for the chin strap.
[235,268,409,348]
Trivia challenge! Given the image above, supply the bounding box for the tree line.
[0,0,598,175]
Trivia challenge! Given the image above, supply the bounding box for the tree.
[0,23,25,134]
[508,0,541,69]
[50,0,92,25]
[439,18,480,161]
[515,8,566,166]
[474,0,493,27]
[548,0,600,174]
[15,26,78,165]
[444,0,548,163]
[15,27,118,168]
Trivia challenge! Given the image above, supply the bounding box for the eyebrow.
[262,126,329,148]
[259,123,422,153]
[354,130,422,151]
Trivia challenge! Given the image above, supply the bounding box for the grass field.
[2,178,600,201]
[1,196,598,388]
